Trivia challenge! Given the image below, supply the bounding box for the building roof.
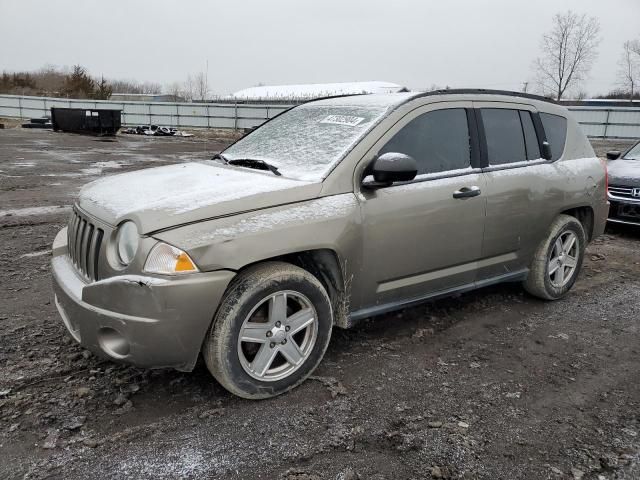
[231,81,408,100]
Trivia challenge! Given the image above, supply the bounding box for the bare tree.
[141,81,162,94]
[534,11,601,100]
[618,40,640,101]
[193,72,210,101]
[165,81,183,99]
[181,74,196,102]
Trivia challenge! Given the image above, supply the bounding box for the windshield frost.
[224,105,387,181]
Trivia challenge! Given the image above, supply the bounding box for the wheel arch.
[232,248,350,329]
[561,205,594,241]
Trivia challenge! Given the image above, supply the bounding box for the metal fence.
[567,106,640,139]
[1,94,640,138]
[0,94,291,130]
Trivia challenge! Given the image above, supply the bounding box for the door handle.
[452,186,481,199]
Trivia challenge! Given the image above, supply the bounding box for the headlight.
[144,242,198,275]
[116,221,139,265]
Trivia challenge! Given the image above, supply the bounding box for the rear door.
[473,102,561,280]
[355,102,487,312]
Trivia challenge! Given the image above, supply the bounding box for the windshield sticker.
[320,115,365,126]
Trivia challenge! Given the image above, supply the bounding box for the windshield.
[223,104,388,181]
[623,142,640,160]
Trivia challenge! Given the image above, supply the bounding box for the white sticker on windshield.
[320,115,365,126]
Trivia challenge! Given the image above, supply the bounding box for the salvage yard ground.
[0,128,639,479]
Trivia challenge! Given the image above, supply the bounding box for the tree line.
[0,65,114,99]
[0,64,210,102]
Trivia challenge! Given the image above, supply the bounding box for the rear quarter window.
[539,113,567,161]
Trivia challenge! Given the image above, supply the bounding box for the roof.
[305,92,419,108]
[301,89,557,111]
[231,81,408,100]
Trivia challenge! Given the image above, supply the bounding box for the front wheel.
[524,214,586,300]
[203,262,333,399]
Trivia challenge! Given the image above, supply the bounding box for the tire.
[524,214,586,300]
[203,261,333,399]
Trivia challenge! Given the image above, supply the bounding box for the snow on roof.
[232,81,408,100]
[308,92,418,108]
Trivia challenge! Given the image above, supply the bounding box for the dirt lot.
[0,128,639,480]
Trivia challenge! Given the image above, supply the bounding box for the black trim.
[413,88,557,105]
[349,269,528,322]
[466,108,481,169]
[472,108,489,168]
[531,111,548,156]
[517,111,529,160]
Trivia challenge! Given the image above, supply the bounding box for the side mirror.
[606,150,621,160]
[363,152,417,188]
[541,141,553,160]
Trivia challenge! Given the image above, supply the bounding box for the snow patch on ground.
[0,205,71,217]
[20,250,51,258]
[115,445,232,478]
[81,160,128,176]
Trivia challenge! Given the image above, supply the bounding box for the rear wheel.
[203,262,333,399]
[524,214,586,300]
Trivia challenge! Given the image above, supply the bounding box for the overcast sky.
[1,0,638,97]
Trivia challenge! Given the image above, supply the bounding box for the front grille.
[608,185,640,200]
[67,209,104,281]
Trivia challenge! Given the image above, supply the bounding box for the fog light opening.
[98,327,130,358]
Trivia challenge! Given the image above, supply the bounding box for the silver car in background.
[606,141,640,225]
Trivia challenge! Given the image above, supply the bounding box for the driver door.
[355,102,486,313]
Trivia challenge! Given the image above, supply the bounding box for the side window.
[481,108,526,165]
[519,111,541,160]
[540,113,568,161]
[379,108,470,175]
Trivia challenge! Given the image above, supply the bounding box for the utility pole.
[522,81,529,93]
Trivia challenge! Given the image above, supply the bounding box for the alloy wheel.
[237,290,318,382]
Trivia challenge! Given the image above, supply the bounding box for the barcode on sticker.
[320,115,365,126]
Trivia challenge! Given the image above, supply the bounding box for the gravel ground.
[0,128,639,480]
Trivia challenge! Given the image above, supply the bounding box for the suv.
[52,90,608,399]
[606,140,640,225]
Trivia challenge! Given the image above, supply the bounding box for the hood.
[607,159,640,188]
[78,162,323,233]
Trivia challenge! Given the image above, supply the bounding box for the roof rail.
[414,88,557,104]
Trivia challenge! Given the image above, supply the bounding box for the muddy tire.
[203,261,333,399]
[524,214,586,300]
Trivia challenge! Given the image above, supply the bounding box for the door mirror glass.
[606,150,621,160]
[363,152,418,188]
[541,141,553,160]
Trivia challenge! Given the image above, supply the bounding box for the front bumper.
[51,228,235,371]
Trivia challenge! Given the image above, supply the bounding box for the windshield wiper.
[211,152,229,164]
[227,158,281,176]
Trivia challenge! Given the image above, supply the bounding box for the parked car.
[51,90,608,399]
[606,140,640,226]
